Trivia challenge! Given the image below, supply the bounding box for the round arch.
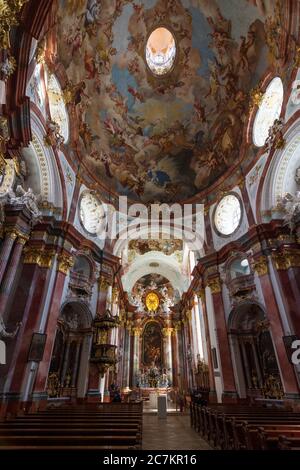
[21,111,64,211]
[259,118,300,221]
[122,251,187,294]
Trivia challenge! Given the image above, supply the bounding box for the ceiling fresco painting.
[53,0,284,203]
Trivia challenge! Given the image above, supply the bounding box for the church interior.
[1,0,300,454]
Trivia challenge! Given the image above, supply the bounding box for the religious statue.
[44,119,64,148]
[295,167,300,186]
[277,191,300,230]
[65,313,79,330]
[265,118,285,152]
[8,185,42,219]
[47,372,60,398]
[291,80,300,106]
[0,316,21,338]
[64,370,72,388]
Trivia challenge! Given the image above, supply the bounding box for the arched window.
[214,194,242,236]
[46,73,69,143]
[229,258,251,279]
[253,77,284,147]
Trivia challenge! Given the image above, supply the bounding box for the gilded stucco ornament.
[272,251,300,270]
[254,256,268,276]
[0,1,29,50]
[207,277,222,294]
[57,253,74,275]
[162,327,173,337]
[24,247,55,268]
[99,275,110,291]
[249,85,264,111]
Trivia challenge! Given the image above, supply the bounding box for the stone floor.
[142,413,212,450]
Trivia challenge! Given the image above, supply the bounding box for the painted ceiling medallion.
[145,291,160,312]
[146,27,176,76]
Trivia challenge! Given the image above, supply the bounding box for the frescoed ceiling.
[52,0,285,203]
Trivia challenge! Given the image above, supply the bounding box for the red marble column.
[255,257,299,396]
[129,332,134,388]
[0,231,17,285]
[0,234,28,315]
[31,253,73,408]
[3,252,54,414]
[171,328,179,388]
[207,278,238,402]
[198,291,217,401]
[272,256,300,336]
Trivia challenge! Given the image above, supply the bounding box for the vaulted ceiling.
[50,0,288,203]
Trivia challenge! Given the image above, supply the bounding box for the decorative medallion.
[145,291,160,312]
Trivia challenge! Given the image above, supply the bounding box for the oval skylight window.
[146,27,176,76]
[253,77,284,147]
[214,194,242,236]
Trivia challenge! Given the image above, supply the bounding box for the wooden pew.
[0,403,143,451]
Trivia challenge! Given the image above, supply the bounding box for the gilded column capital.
[39,250,56,269]
[185,309,192,321]
[23,247,55,268]
[4,228,29,242]
[132,326,142,337]
[99,275,110,291]
[17,234,29,245]
[57,253,74,275]
[206,277,222,294]
[5,228,18,240]
[272,252,290,270]
[197,289,206,301]
[162,327,173,337]
[23,247,41,265]
[254,256,268,276]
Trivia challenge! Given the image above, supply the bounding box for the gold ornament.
[254,256,268,276]
[207,277,222,294]
[145,291,160,312]
[57,253,74,274]
[249,85,264,112]
[162,327,173,337]
[99,275,110,291]
[0,1,29,50]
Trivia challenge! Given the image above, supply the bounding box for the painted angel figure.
[0,316,21,339]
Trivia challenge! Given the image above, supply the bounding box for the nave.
[1,0,300,458]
